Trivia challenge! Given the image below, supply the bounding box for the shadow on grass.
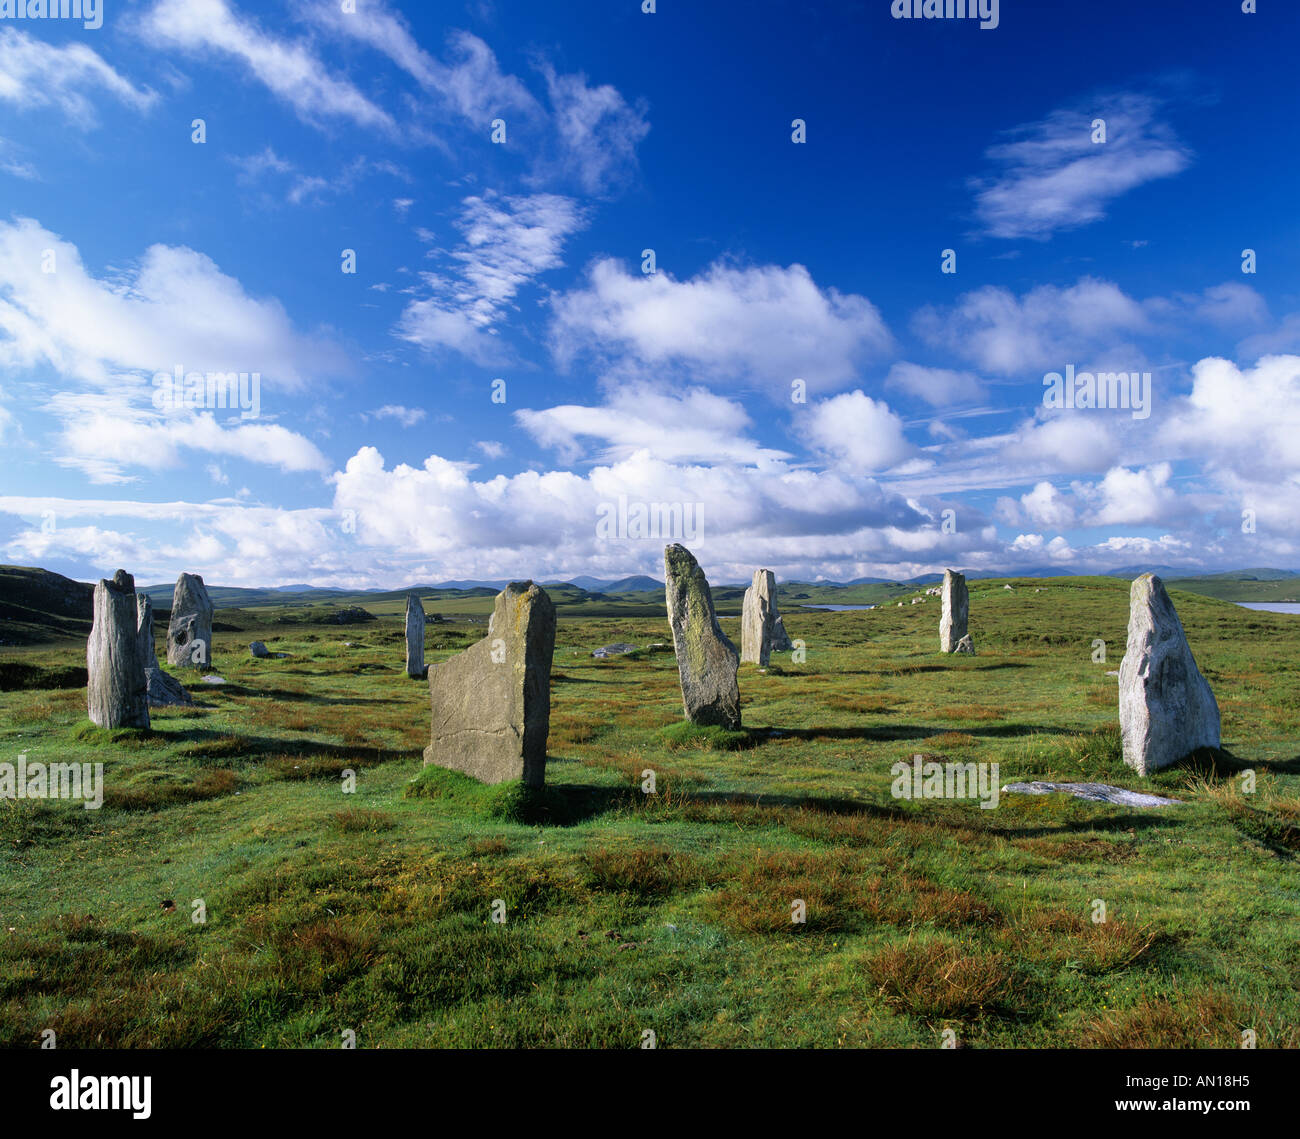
[1176,746,1300,778]
[211,683,404,706]
[774,722,1075,742]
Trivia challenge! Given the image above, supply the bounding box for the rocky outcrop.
[87,570,150,728]
[940,569,969,653]
[422,581,555,786]
[405,593,426,678]
[167,573,214,669]
[664,544,741,728]
[1119,573,1220,775]
[136,593,192,707]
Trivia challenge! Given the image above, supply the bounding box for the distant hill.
[0,566,93,645]
[604,575,664,592]
[6,563,1300,644]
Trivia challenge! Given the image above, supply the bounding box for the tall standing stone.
[405,593,426,678]
[87,569,150,729]
[939,569,970,653]
[137,593,193,707]
[664,544,741,728]
[167,573,214,669]
[422,581,555,787]
[741,569,779,666]
[1119,573,1220,775]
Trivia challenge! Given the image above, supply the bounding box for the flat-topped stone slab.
[1002,781,1185,807]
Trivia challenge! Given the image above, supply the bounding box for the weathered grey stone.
[592,642,639,658]
[939,569,970,653]
[249,641,270,658]
[87,569,150,729]
[740,569,776,666]
[664,544,741,728]
[136,594,192,707]
[954,633,975,655]
[771,614,793,652]
[1119,573,1220,775]
[405,593,426,677]
[167,573,214,669]
[422,581,555,787]
[1002,781,1184,808]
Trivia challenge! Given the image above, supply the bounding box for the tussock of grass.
[658,721,751,751]
[866,940,1026,1018]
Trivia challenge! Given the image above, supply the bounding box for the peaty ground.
[1,576,1298,1048]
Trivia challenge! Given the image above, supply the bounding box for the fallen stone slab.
[592,643,639,658]
[200,674,226,685]
[1001,781,1184,807]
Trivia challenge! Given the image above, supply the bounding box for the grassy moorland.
[0,576,1297,1049]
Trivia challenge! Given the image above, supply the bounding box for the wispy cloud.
[971,93,1191,240]
[397,192,586,361]
[0,28,157,123]
[143,0,394,132]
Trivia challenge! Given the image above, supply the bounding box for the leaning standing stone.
[423,581,555,786]
[939,569,970,653]
[167,573,214,669]
[664,544,741,728]
[1119,573,1220,775]
[87,569,150,729]
[137,593,192,707]
[405,593,426,677]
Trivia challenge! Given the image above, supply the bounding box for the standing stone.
[249,641,270,659]
[405,593,426,678]
[137,593,193,707]
[87,570,150,729]
[771,613,793,652]
[740,569,776,666]
[664,544,741,728]
[1119,573,1220,775]
[939,569,970,653]
[167,573,214,669]
[741,569,793,663]
[422,581,555,787]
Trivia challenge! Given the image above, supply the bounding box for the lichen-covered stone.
[1119,573,1220,775]
[664,544,741,728]
[405,593,426,677]
[137,593,192,707]
[87,569,150,728]
[740,569,776,666]
[940,569,969,653]
[422,581,555,786]
[167,573,214,669]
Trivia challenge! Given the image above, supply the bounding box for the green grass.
[1,575,1298,1049]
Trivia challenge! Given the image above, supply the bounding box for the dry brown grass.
[865,940,1022,1018]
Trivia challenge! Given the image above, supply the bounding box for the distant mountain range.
[3,563,1298,645]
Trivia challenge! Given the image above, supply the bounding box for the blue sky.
[0,0,1297,587]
